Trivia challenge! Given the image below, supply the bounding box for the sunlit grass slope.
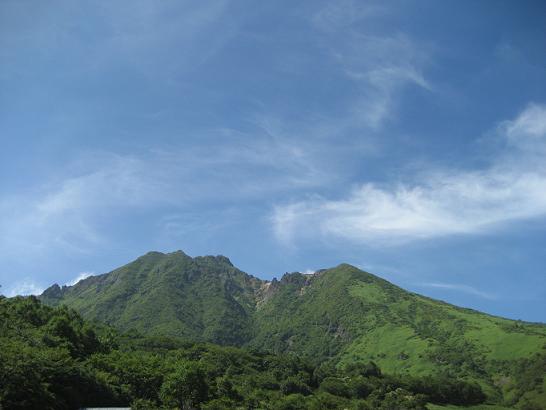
[251,264,546,408]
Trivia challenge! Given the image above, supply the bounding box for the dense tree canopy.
[0,296,502,409]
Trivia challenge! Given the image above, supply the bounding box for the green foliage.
[281,375,312,396]
[0,295,496,409]
[0,296,124,409]
[160,361,209,409]
[379,388,427,410]
[320,376,353,398]
[131,398,162,410]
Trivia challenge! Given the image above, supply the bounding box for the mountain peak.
[194,254,234,267]
[279,271,307,286]
[41,283,62,297]
[35,251,546,409]
[214,255,233,266]
[142,250,165,257]
[138,250,235,267]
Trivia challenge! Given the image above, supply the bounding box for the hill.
[41,251,262,345]
[40,251,546,409]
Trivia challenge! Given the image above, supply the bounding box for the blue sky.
[1,0,545,322]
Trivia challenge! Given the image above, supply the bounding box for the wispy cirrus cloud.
[312,0,386,31]
[339,35,431,129]
[272,103,546,246]
[0,129,331,258]
[0,0,234,81]
[417,282,496,300]
[313,1,430,129]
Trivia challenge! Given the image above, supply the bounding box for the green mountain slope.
[40,251,546,409]
[41,251,262,345]
[251,264,546,408]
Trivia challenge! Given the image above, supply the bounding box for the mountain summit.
[41,251,546,406]
[42,250,263,345]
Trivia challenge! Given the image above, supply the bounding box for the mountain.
[41,251,262,345]
[40,250,546,408]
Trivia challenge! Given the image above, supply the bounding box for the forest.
[0,295,491,409]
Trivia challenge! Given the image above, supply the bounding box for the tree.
[281,374,312,396]
[380,388,426,410]
[160,361,208,409]
[319,377,352,398]
[344,361,381,378]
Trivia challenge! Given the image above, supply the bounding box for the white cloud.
[312,0,385,32]
[94,0,234,79]
[502,103,546,152]
[0,129,330,259]
[4,279,44,297]
[66,272,93,287]
[0,1,234,82]
[418,282,496,300]
[313,2,431,130]
[272,104,546,246]
[350,64,430,129]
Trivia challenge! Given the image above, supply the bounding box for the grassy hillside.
[252,264,546,408]
[39,251,546,409]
